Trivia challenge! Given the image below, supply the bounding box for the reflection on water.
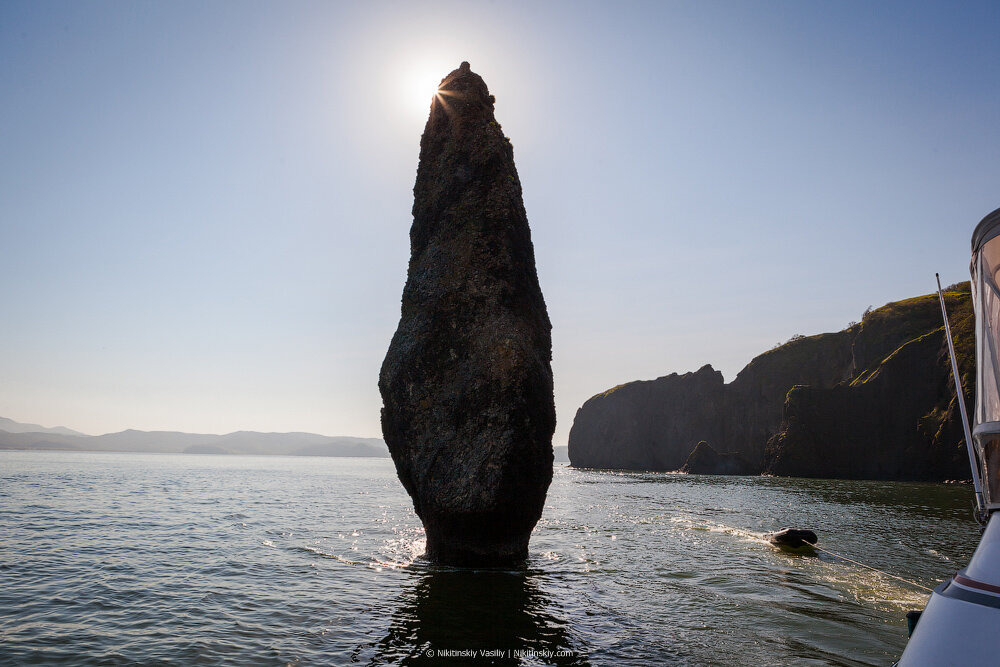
[365,566,588,665]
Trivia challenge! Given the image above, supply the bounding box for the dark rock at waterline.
[765,528,818,548]
[678,441,754,475]
[379,62,555,566]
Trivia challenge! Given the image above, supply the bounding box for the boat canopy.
[971,207,1000,511]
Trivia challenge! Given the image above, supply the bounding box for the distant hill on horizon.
[0,416,389,458]
[0,416,570,461]
[0,416,89,437]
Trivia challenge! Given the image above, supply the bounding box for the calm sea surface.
[0,451,981,666]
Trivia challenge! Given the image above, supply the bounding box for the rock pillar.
[379,62,555,566]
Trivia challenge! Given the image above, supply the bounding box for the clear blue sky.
[2,1,998,442]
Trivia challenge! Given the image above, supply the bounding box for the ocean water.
[0,451,981,666]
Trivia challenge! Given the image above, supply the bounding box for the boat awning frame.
[972,207,1000,256]
[975,423,1000,438]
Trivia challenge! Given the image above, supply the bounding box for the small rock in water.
[379,62,555,567]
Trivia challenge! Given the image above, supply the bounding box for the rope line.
[811,544,935,593]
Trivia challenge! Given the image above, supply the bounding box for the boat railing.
[938,274,989,522]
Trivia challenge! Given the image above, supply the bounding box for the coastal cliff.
[764,289,973,480]
[567,364,727,471]
[568,330,855,472]
[568,284,973,480]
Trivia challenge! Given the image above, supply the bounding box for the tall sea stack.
[379,62,555,566]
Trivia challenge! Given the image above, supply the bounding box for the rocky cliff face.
[764,289,973,480]
[568,333,853,471]
[379,63,555,566]
[726,330,855,466]
[568,284,973,481]
[568,365,726,471]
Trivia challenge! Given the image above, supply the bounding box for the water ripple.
[0,452,981,666]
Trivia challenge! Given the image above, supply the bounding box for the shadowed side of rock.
[379,63,555,566]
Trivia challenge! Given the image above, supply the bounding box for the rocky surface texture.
[379,63,555,566]
[569,284,974,481]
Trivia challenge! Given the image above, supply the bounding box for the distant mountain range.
[0,416,88,437]
[0,417,389,457]
[0,416,570,461]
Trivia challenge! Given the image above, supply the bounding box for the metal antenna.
[936,273,986,520]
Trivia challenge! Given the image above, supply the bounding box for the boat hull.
[898,513,1000,665]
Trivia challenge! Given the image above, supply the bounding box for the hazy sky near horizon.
[2,1,998,442]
